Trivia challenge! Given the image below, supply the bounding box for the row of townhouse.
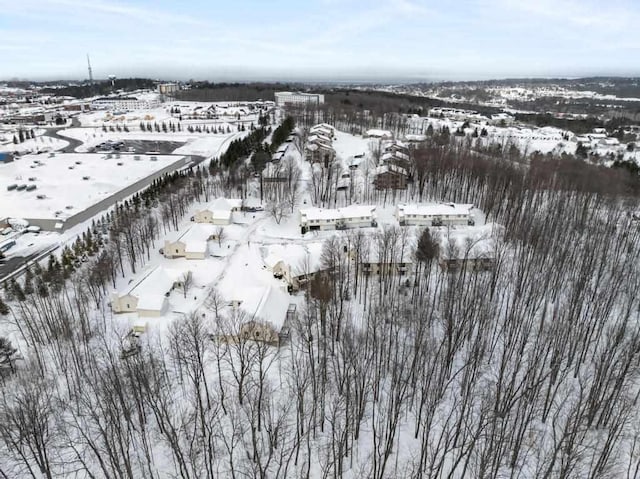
[299,205,378,233]
[306,123,336,164]
[299,202,475,234]
[374,141,412,190]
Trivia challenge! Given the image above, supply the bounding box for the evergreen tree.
[12,135,17,145]
[18,129,25,143]
[0,296,8,315]
[10,279,25,302]
[23,268,34,295]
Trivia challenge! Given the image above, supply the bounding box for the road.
[43,127,83,153]
[0,245,59,283]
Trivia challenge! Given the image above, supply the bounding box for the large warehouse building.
[0,152,190,231]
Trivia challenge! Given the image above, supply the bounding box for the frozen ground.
[0,130,68,154]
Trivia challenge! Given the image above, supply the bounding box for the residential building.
[396,203,474,227]
[229,286,295,344]
[110,266,187,317]
[193,197,242,225]
[360,242,412,277]
[163,223,220,260]
[263,242,328,291]
[373,165,408,190]
[274,91,325,108]
[300,205,377,233]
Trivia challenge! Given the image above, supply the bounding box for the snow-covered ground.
[0,130,68,154]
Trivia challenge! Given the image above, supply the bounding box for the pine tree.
[12,135,17,145]
[10,279,25,302]
[18,129,25,143]
[0,296,8,315]
[23,268,34,295]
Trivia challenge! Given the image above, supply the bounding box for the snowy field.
[0,131,68,154]
[0,152,186,221]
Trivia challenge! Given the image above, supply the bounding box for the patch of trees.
[175,82,294,102]
[42,78,156,98]
[218,127,269,168]
[269,116,295,153]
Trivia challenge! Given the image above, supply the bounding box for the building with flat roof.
[299,205,377,233]
[91,96,160,111]
[396,203,474,227]
[0,152,189,231]
[275,92,325,108]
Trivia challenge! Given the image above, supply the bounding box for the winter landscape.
[1,1,640,478]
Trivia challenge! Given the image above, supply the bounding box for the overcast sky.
[1,0,639,82]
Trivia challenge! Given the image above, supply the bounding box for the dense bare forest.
[2,115,640,478]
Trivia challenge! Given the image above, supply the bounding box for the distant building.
[91,96,160,111]
[275,91,325,108]
[157,83,180,96]
[365,129,394,139]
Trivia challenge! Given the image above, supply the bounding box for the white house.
[300,205,377,233]
[396,203,474,227]
[111,266,187,317]
[193,197,242,225]
[163,223,220,260]
[263,242,326,290]
[229,286,294,343]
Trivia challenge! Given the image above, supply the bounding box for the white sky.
[0,0,638,81]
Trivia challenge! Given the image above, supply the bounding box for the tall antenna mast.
[87,54,94,84]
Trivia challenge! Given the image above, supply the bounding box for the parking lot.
[91,139,184,155]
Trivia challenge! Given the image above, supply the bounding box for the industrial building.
[274,92,325,108]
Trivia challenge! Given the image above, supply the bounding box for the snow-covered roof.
[207,197,242,212]
[404,134,427,142]
[184,240,207,254]
[366,129,393,138]
[232,286,291,330]
[381,151,410,162]
[310,123,335,135]
[397,203,473,217]
[300,205,376,222]
[263,242,325,276]
[126,266,186,311]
